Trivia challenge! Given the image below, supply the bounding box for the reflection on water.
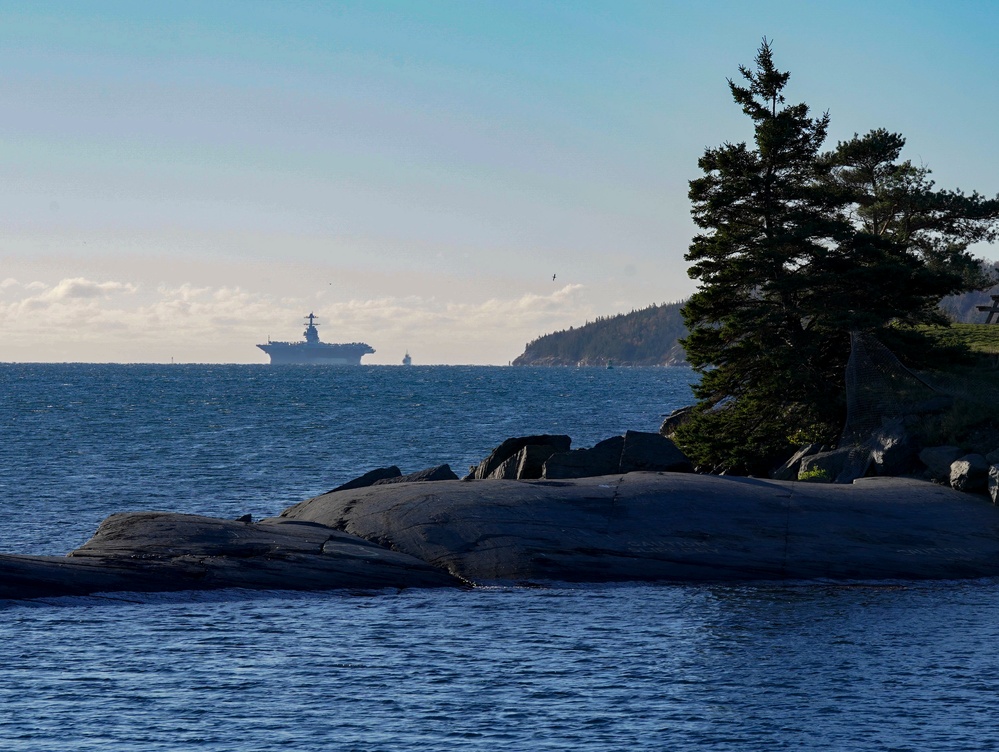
[3,581,999,751]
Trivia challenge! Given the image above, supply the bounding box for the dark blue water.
[3,365,999,751]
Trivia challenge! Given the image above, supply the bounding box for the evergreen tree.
[677,41,999,475]
[821,129,998,339]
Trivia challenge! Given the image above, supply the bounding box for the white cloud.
[43,277,137,300]
[0,274,598,364]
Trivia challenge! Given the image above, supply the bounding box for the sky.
[2,0,999,364]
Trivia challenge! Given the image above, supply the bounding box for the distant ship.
[257,313,374,365]
[402,352,412,366]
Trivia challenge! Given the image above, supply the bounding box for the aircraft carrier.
[257,313,374,365]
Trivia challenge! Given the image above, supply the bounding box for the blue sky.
[2,1,998,363]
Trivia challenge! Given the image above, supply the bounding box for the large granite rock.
[0,512,461,600]
[9,472,999,599]
[951,454,989,493]
[281,473,999,583]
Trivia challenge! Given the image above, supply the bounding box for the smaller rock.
[869,419,918,477]
[235,514,252,524]
[799,448,856,483]
[543,436,625,479]
[772,444,821,481]
[989,465,999,504]
[619,431,692,473]
[488,444,562,480]
[330,466,402,492]
[489,453,522,480]
[515,444,562,479]
[950,454,989,493]
[465,435,572,480]
[919,446,964,482]
[659,406,696,438]
[372,464,459,485]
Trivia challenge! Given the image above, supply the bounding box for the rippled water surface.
[3,365,999,750]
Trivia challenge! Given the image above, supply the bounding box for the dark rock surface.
[9,472,999,599]
[620,431,693,473]
[470,431,692,481]
[465,435,572,480]
[372,464,459,485]
[543,436,625,479]
[281,473,999,583]
[771,443,821,481]
[659,405,696,437]
[330,466,402,492]
[0,512,461,600]
[490,444,562,480]
[919,446,964,482]
[798,447,852,482]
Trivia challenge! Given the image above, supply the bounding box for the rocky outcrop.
[543,436,625,479]
[620,431,694,473]
[0,512,461,600]
[465,435,572,480]
[330,466,402,492]
[7,472,999,599]
[542,431,692,479]
[659,405,696,438]
[490,444,561,480]
[331,464,458,491]
[282,473,999,583]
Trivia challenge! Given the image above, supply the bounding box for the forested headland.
[510,284,999,369]
[512,301,688,366]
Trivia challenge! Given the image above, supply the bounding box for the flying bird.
[553,274,556,281]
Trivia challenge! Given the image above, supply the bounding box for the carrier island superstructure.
[257,313,374,365]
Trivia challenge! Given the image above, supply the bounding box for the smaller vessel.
[402,352,412,366]
[257,313,374,365]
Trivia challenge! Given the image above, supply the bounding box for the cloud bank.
[0,276,594,364]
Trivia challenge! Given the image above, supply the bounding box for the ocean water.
[3,364,999,751]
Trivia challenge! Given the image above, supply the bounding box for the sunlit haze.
[3,1,998,363]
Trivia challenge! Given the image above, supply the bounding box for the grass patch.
[922,323,999,356]
[798,467,831,482]
[899,325,999,452]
